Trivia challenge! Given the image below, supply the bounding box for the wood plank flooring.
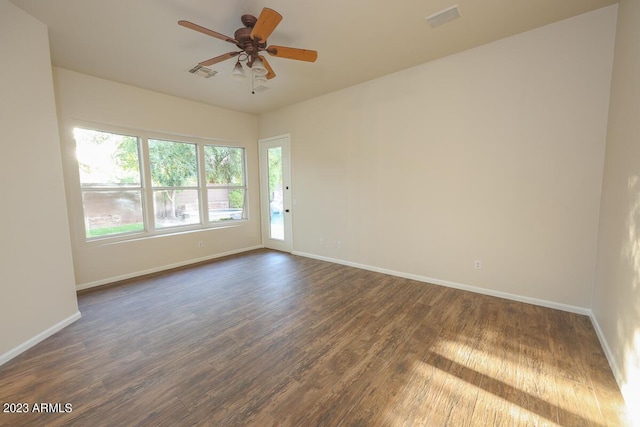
[0,249,630,426]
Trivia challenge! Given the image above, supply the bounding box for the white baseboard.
[292,251,591,315]
[76,245,264,291]
[589,313,625,390]
[589,313,638,424]
[0,311,81,367]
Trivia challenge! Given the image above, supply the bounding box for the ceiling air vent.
[425,5,461,28]
[188,64,218,78]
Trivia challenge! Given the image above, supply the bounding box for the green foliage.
[116,140,246,218]
[268,147,282,200]
[204,146,244,185]
[228,189,244,209]
[87,222,144,238]
[118,138,198,218]
[148,140,198,187]
[118,138,198,188]
[115,136,140,174]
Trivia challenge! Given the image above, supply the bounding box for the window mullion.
[139,135,156,232]
[198,144,209,223]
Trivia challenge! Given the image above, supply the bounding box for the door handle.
[285,209,290,213]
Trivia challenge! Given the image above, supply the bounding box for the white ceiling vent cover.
[425,5,461,28]
[188,64,218,78]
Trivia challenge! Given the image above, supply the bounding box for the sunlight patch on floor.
[380,335,614,426]
[382,358,564,426]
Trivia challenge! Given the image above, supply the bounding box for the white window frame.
[69,122,249,244]
[203,144,248,224]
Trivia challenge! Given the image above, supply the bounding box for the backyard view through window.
[205,145,246,222]
[148,139,200,228]
[73,127,247,240]
[75,128,144,238]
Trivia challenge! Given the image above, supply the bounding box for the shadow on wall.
[621,175,640,424]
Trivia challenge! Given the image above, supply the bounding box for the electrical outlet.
[319,238,324,245]
[474,260,482,270]
[198,240,204,248]
[336,240,342,249]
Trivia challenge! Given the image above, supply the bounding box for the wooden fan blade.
[259,55,276,80]
[250,8,282,42]
[266,45,318,62]
[199,52,240,66]
[178,20,238,44]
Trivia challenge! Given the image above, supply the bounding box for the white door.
[259,135,292,252]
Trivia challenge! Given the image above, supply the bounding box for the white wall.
[593,0,640,422]
[53,68,261,287]
[0,1,79,363]
[259,6,617,310]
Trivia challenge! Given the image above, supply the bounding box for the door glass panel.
[267,146,284,240]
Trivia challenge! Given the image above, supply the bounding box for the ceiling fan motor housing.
[240,14,257,28]
[235,16,263,64]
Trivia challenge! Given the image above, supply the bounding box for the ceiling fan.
[179,7,318,82]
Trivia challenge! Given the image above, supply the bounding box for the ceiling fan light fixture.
[232,60,246,79]
[251,57,268,77]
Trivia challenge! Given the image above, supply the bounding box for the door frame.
[258,134,292,252]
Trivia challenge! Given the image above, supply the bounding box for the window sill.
[83,219,250,247]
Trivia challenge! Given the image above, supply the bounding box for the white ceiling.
[11,0,617,115]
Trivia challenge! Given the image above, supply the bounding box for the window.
[204,145,247,222]
[72,126,248,241]
[149,139,200,228]
[74,128,144,238]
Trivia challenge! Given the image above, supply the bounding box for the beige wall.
[259,6,617,310]
[0,1,79,362]
[53,68,261,287]
[593,0,640,420]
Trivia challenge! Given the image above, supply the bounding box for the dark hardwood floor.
[0,249,629,426]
